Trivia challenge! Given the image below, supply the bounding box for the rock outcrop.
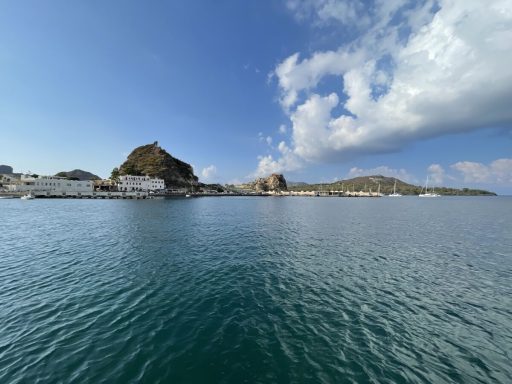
[119,142,198,188]
[253,173,287,192]
[55,169,101,180]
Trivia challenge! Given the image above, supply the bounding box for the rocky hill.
[118,142,198,188]
[287,175,496,196]
[55,169,101,180]
[237,174,288,192]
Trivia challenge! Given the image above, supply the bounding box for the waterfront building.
[117,175,166,192]
[7,175,93,194]
[94,179,117,192]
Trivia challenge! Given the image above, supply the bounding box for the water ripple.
[0,197,511,383]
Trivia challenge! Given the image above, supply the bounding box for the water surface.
[1,197,511,383]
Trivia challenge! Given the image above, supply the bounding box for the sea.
[1,196,511,384]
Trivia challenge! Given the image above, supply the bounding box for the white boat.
[388,180,402,197]
[20,192,35,200]
[419,177,440,197]
[185,194,191,198]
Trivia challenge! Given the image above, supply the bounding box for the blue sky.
[1,1,511,193]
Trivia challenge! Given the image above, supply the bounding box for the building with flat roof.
[117,175,166,192]
[7,175,93,194]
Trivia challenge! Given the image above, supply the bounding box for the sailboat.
[388,180,402,197]
[419,176,440,197]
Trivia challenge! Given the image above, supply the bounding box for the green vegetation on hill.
[119,141,198,188]
[287,175,496,196]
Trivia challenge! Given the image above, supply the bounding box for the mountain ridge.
[286,175,496,196]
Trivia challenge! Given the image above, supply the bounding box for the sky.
[1,0,511,193]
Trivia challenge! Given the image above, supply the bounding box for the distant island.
[0,165,13,174]
[55,169,101,181]
[285,175,496,196]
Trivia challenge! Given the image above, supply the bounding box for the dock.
[1,191,151,199]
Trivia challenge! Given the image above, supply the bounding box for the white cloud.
[491,159,512,183]
[427,164,445,185]
[201,165,217,182]
[346,165,416,183]
[254,141,302,177]
[274,50,364,110]
[451,158,512,184]
[266,136,273,146]
[259,0,512,174]
[278,124,287,134]
[286,0,370,27]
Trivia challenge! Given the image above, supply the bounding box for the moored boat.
[389,180,402,197]
[20,192,35,200]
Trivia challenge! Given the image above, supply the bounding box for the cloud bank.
[451,158,512,184]
[256,0,512,176]
[201,165,217,182]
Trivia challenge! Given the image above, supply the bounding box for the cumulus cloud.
[286,0,370,27]
[427,164,445,185]
[258,0,512,174]
[451,158,512,184]
[254,141,302,177]
[201,165,217,181]
[346,165,416,183]
[278,124,287,134]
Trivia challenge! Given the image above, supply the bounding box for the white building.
[7,175,93,194]
[117,175,166,192]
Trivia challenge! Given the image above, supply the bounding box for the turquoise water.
[1,196,511,383]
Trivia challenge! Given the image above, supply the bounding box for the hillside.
[287,175,496,196]
[0,165,13,174]
[55,169,101,181]
[118,141,198,188]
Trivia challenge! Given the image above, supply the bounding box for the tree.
[111,167,120,182]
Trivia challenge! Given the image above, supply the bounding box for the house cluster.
[1,174,166,196]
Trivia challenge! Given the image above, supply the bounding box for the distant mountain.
[55,169,101,181]
[287,175,496,196]
[118,141,198,188]
[0,165,13,174]
[287,181,308,187]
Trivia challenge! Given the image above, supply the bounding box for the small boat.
[389,180,402,197]
[20,192,35,200]
[185,194,191,198]
[0,196,16,199]
[419,176,440,197]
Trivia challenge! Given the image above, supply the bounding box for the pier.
[1,191,151,199]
